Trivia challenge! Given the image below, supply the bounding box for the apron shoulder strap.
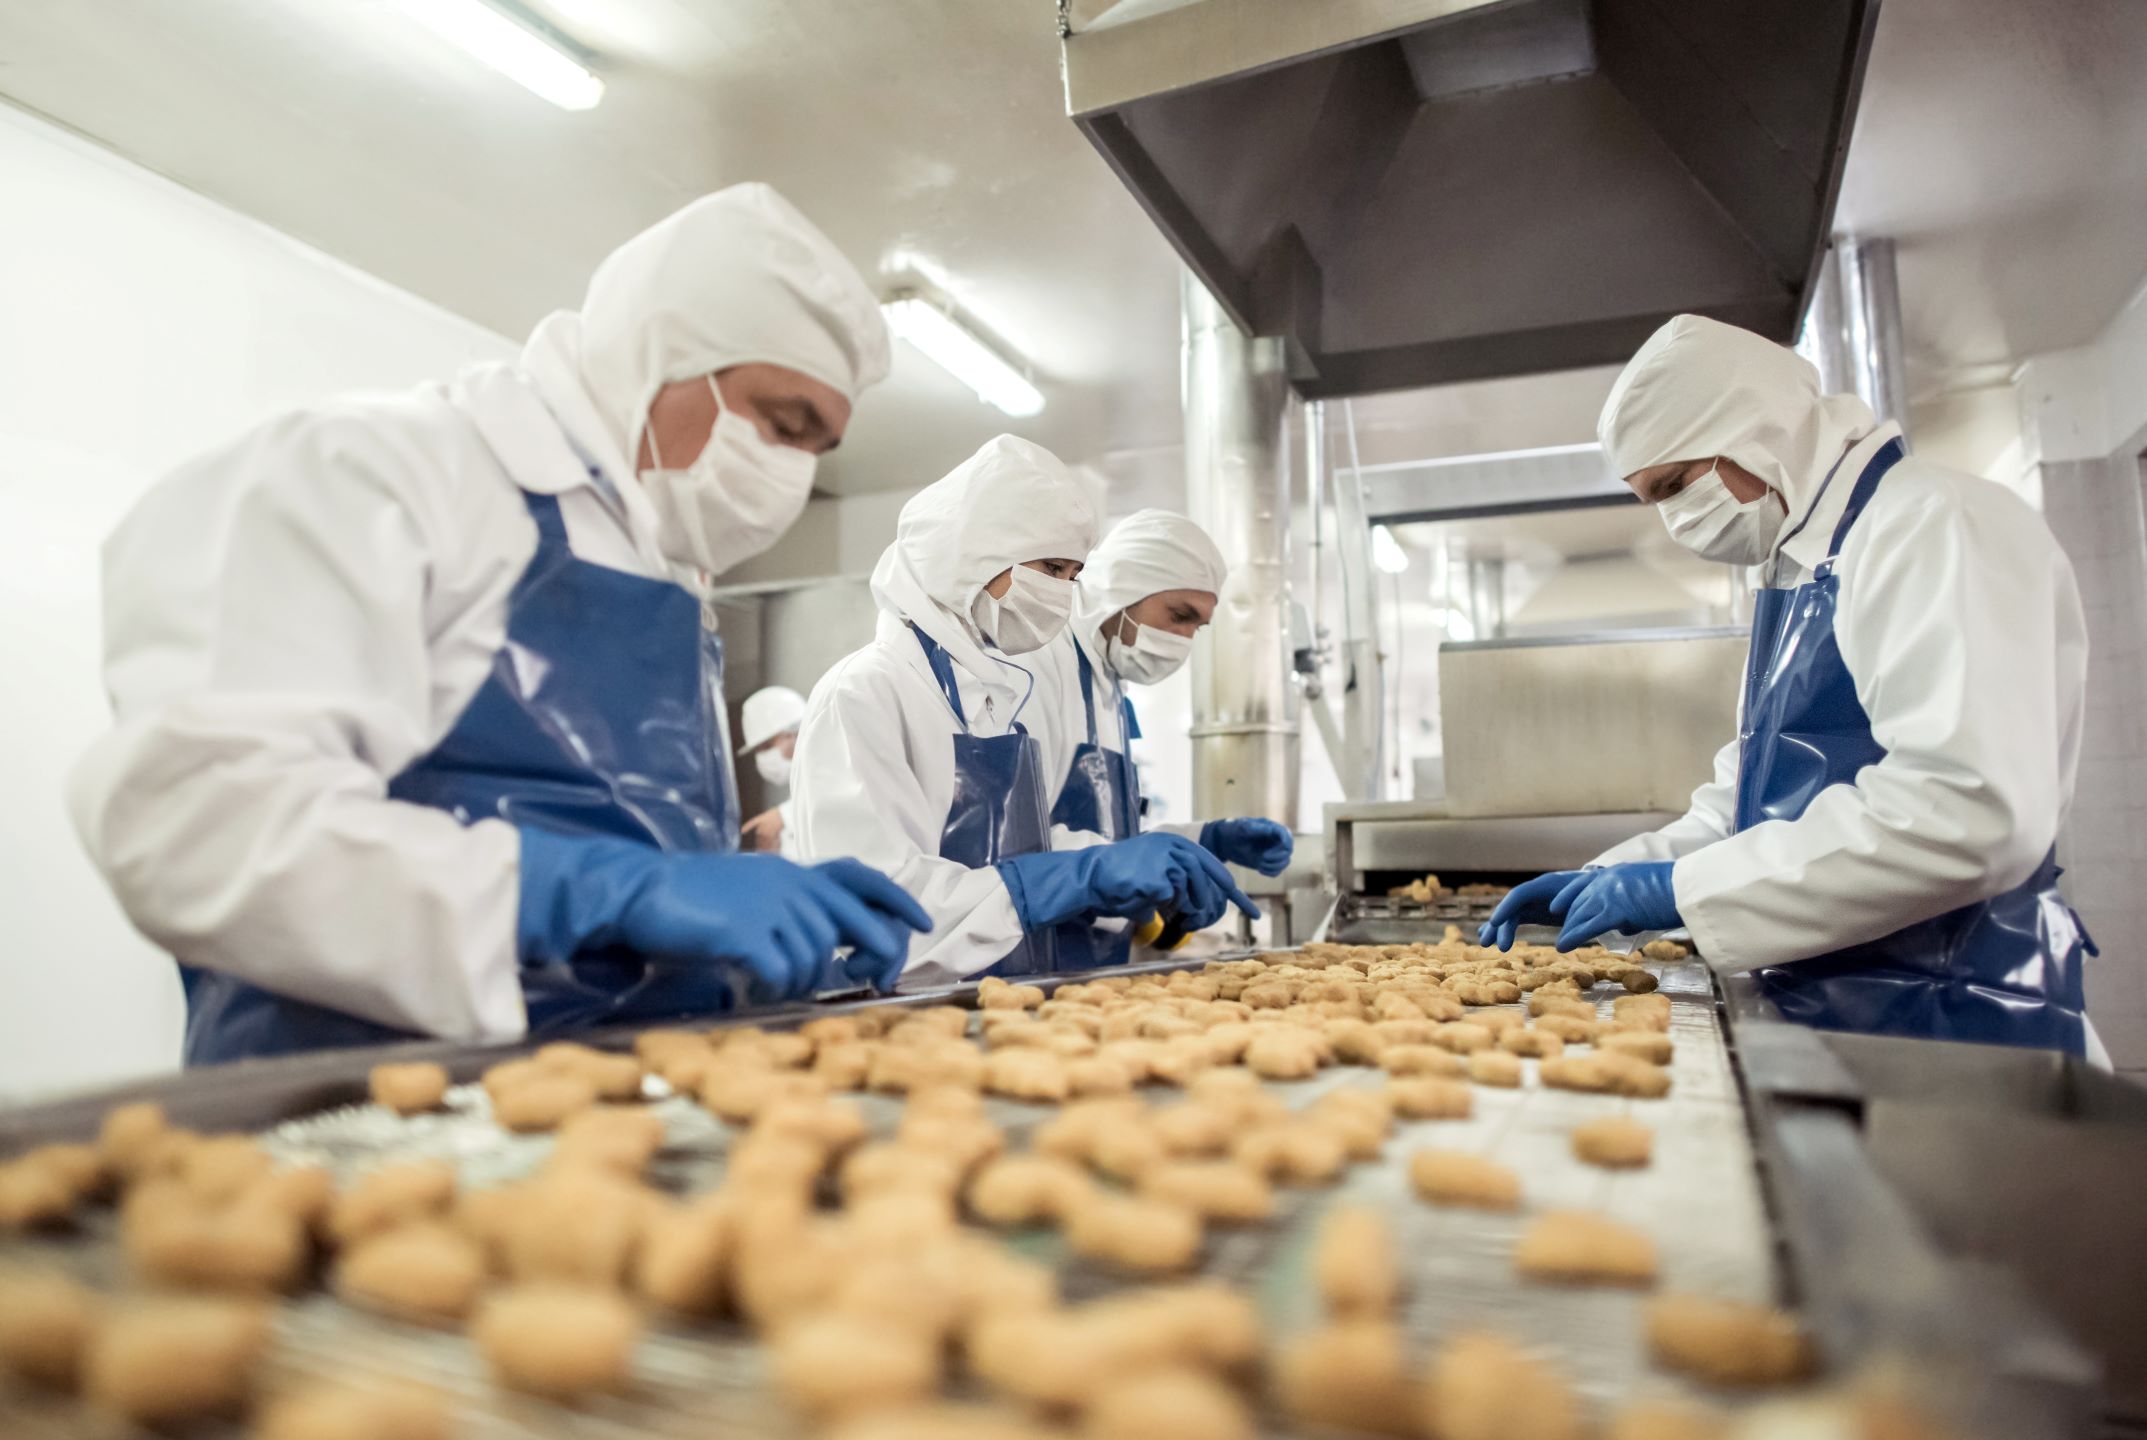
[911,625,969,730]
[1817,438,1908,575]
[1074,645,1100,746]
[519,489,572,548]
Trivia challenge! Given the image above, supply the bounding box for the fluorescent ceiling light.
[883,294,1044,417]
[386,0,604,111]
[1372,524,1411,575]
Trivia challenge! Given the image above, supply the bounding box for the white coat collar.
[1768,422,1905,585]
[874,609,1035,730]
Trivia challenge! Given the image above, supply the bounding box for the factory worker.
[69,184,930,1066]
[791,436,1260,984]
[738,685,807,855]
[1482,315,2092,1056]
[1031,509,1294,968]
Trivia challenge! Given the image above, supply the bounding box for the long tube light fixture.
[385,0,604,111]
[882,292,1045,417]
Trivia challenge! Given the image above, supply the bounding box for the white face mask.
[971,565,1076,656]
[1104,614,1194,685]
[753,747,792,786]
[1657,461,1784,565]
[640,377,817,575]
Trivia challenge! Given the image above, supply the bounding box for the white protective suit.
[68,184,889,1043]
[1589,317,2088,975]
[790,436,1100,985]
[1031,508,1229,850]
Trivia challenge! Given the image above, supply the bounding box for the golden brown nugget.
[1594,1050,1673,1099]
[1083,1367,1254,1440]
[704,1062,834,1120]
[1243,1030,1321,1080]
[633,1196,733,1315]
[773,1312,941,1420]
[327,1160,456,1246]
[1572,1116,1653,1169]
[801,1014,864,1046]
[1065,1056,1136,1096]
[840,1142,964,1202]
[1641,938,1689,961]
[1408,1150,1521,1211]
[174,1134,276,1204]
[121,1185,309,1292]
[247,1166,337,1235]
[1467,1008,1524,1034]
[551,1104,668,1175]
[898,1114,1006,1176]
[491,1071,599,1133]
[727,1032,815,1069]
[1605,1400,1729,1440]
[1139,1160,1275,1224]
[1539,1056,1612,1093]
[724,1132,827,1193]
[472,1284,640,1400]
[1323,1019,1387,1065]
[1600,1030,1674,1064]
[1149,1103,1235,1157]
[826,1401,1057,1440]
[1468,1050,1524,1088]
[1500,1027,1566,1059]
[335,1222,487,1323]
[1429,1022,1496,1054]
[968,1154,1095,1226]
[968,1310,1119,1408]
[1534,1013,1599,1044]
[731,1216,853,1329]
[1380,1043,1468,1078]
[1315,1205,1398,1318]
[97,1100,170,1179]
[369,1061,451,1116]
[1066,1194,1204,1273]
[563,1051,647,1102]
[83,1296,269,1426]
[634,1027,712,1064]
[978,977,1047,1010]
[1644,1294,1814,1386]
[1622,968,1662,993]
[1611,993,1672,1029]
[255,1380,452,1440]
[985,1047,1071,1103]
[0,1159,74,1229]
[813,1040,877,1090]
[1515,1210,1658,1286]
[500,1169,652,1286]
[866,1042,986,1097]
[758,1097,869,1154]
[1388,1075,1474,1120]
[21,1143,109,1204]
[1232,1124,1347,1185]
[1273,1320,1420,1438]
[1091,1120,1170,1181]
[1530,993,1598,1021]
[1427,1330,1586,1440]
[479,1057,550,1103]
[0,1267,97,1389]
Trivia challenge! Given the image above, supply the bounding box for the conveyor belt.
[0,954,1806,1439]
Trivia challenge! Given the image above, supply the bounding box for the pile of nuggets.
[0,936,1930,1440]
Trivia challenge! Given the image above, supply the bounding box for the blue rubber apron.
[1738,438,2091,1054]
[913,627,1057,977]
[1048,644,1142,968]
[180,482,741,1065]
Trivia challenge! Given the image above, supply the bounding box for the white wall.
[0,105,514,1103]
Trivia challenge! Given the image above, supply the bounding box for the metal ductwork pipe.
[1802,237,1910,436]
[1182,269,1300,830]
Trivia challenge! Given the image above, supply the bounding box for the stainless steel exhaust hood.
[1063,0,1880,395]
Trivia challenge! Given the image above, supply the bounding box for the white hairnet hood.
[520,183,891,485]
[1598,315,1878,514]
[1070,509,1228,650]
[738,685,807,753]
[871,435,1100,682]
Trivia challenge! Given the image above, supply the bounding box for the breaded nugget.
[1468,1051,1524,1088]
[1083,1367,1254,1440]
[369,1062,451,1116]
[1644,1294,1814,1386]
[335,1222,487,1322]
[254,1380,451,1440]
[327,1160,456,1246]
[1539,1056,1612,1093]
[1427,1330,1586,1440]
[773,1311,941,1420]
[1232,1124,1347,1185]
[1605,1400,1729,1440]
[0,1266,98,1389]
[1600,1031,1674,1064]
[82,1296,269,1426]
[1139,1161,1274,1224]
[1429,1022,1495,1054]
[968,1155,1094,1226]
[1314,1204,1397,1317]
[1273,1320,1420,1438]
[1515,1211,1657,1286]
[1535,1014,1599,1044]
[1500,1027,1565,1059]
[472,1284,640,1399]
[122,1183,309,1292]
[1244,1030,1322,1080]
[491,1071,599,1133]
[499,1169,652,1286]
[551,1104,669,1175]
[633,1197,733,1315]
[1408,1150,1520,1211]
[1065,1195,1203,1274]
[1380,1044,1468,1078]
[1593,1050,1673,1099]
[97,1100,171,1180]
[1572,1116,1653,1169]
[985,1048,1071,1103]
[1388,1076,1474,1120]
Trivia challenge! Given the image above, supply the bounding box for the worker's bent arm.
[1589,734,1742,866]
[1674,481,2077,971]
[66,411,526,1041]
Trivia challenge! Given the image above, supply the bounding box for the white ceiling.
[3,0,2144,499]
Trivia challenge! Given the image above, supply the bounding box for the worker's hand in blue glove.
[998,833,1260,933]
[517,829,932,1002]
[1199,818,1294,877]
[1554,861,1680,952]
[1477,869,1594,950]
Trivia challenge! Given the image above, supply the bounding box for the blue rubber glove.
[1199,818,1294,877]
[998,833,1261,932]
[1554,861,1680,952]
[517,829,932,1000]
[1477,869,1594,951]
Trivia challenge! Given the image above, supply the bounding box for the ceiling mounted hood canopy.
[1063,0,1880,396]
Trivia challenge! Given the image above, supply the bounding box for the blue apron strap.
[912,625,968,729]
[1818,438,1907,571]
[1074,645,1100,746]
[1122,697,1142,742]
[521,489,572,547]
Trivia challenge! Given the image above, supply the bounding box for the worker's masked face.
[1105,614,1194,685]
[973,565,1076,655]
[1657,461,1784,565]
[641,376,817,575]
[754,747,792,786]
